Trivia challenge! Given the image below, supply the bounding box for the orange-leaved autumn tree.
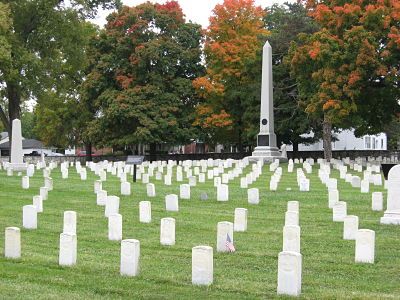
[288,0,400,160]
[193,0,269,151]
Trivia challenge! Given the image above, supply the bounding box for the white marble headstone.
[217,221,233,252]
[59,232,77,266]
[277,251,302,296]
[5,227,21,259]
[247,188,259,205]
[139,201,152,223]
[343,215,359,240]
[371,192,383,211]
[283,225,300,253]
[120,239,140,276]
[192,246,213,285]
[63,211,77,234]
[146,183,156,197]
[23,205,37,229]
[285,211,299,226]
[165,194,179,212]
[108,213,122,241]
[160,218,175,246]
[355,229,375,263]
[180,184,190,200]
[333,201,347,222]
[234,208,247,232]
[217,184,229,202]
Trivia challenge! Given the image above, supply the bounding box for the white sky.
[92,0,294,28]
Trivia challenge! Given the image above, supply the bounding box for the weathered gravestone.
[33,195,43,213]
[121,181,131,196]
[333,201,347,222]
[63,211,77,234]
[40,187,48,200]
[372,192,383,211]
[328,189,339,208]
[283,225,300,253]
[97,190,107,206]
[200,192,208,201]
[22,176,29,189]
[23,205,37,229]
[343,215,358,240]
[160,218,175,246]
[285,211,299,226]
[217,184,229,202]
[165,194,179,212]
[355,229,375,263]
[234,208,248,232]
[120,239,140,276]
[108,213,122,241]
[217,221,233,252]
[247,188,259,204]
[180,184,190,200]
[59,232,77,266]
[5,227,21,259]
[105,196,120,217]
[139,201,152,223]
[287,201,299,213]
[146,183,156,197]
[277,251,302,296]
[192,246,213,286]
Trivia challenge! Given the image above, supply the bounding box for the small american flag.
[226,233,235,252]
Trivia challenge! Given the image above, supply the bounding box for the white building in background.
[0,132,60,156]
[287,129,387,151]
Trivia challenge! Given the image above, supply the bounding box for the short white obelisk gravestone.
[9,119,27,171]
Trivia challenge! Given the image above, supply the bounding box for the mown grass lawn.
[0,162,399,299]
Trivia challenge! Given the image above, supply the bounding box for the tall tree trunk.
[293,141,299,158]
[7,82,21,135]
[237,128,243,153]
[149,143,156,162]
[6,82,21,162]
[322,115,332,161]
[85,142,92,162]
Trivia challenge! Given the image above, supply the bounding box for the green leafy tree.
[385,116,400,150]
[0,0,119,138]
[20,110,36,139]
[84,1,204,155]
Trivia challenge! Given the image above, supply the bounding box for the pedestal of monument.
[380,211,400,225]
[250,133,287,163]
[250,146,287,163]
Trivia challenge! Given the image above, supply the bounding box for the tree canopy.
[0,0,119,136]
[288,0,400,159]
[83,1,204,153]
[193,0,269,151]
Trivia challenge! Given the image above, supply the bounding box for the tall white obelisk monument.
[9,119,27,171]
[250,41,287,162]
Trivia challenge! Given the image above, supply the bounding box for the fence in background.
[0,150,399,164]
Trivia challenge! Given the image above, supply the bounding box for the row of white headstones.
[3,156,398,297]
[3,158,279,289]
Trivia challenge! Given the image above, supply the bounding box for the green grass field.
[1,163,399,299]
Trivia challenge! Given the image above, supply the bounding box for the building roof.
[0,139,44,150]
[0,132,8,140]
